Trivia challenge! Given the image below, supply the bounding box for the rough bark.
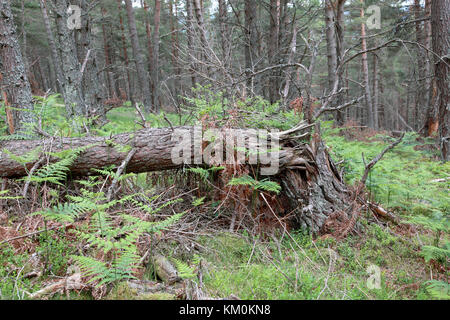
[152,0,161,112]
[100,5,115,99]
[268,0,280,104]
[0,125,348,233]
[325,1,338,109]
[124,0,152,112]
[53,0,85,117]
[360,0,374,128]
[244,0,258,93]
[78,0,105,122]
[372,52,379,130]
[422,0,437,137]
[335,0,346,125]
[116,0,134,105]
[218,0,230,70]
[185,0,197,88]
[0,0,36,133]
[169,0,180,103]
[142,0,155,106]
[281,21,297,102]
[431,0,449,161]
[192,0,210,78]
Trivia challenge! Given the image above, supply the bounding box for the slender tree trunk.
[20,0,28,71]
[169,0,180,105]
[116,0,134,105]
[53,0,85,117]
[413,0,423,131]
[325,0,338,115]
[124,0,152,112]
[152,0,161,112]
[268,0,280,104]
[39,0,64,94]
[100,5,115,99]
[372,52,379,130]
[185,0,197,88]
[192,0,210,78]
[142,0,155,106]
[335,0,346,125]
[431,0,449,161]
[78,0,105,121]
[244,0,258,93]
[282,21,296,103]
[0,0,35,133]
[218,0,230,70]
[423,0,438,137]
[360,0,374,128]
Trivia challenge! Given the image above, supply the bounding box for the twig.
[0,223,73,246]
[79,49,91,79]
[22,157,45,198]
[313,95,364,120]
[106,147,137,201]
[134,103,147,128]
[360,133,405,186]
[163,113,174,132]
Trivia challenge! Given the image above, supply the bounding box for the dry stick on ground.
[106,147,137,202]
[0,223,73,246]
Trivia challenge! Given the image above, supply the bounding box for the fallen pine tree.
[0,122,397,234]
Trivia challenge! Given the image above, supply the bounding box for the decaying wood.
[152,254,180,284]
[0,124,349,232]
[367,201,399,224]
[28,270,84,299]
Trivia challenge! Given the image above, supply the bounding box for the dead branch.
[360,133,405,186]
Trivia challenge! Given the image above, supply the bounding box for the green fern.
[424,280,450,300]
[172,258,196,279]
[227,175,281,194]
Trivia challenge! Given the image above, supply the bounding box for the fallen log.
[0,124,349,233]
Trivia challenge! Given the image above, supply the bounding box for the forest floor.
[0,103,448,300]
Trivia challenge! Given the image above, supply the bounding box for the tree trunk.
[422,0,437,137]
[152,0,161,112]
[0,0,35,133]
[372,52,379,130]
[185,0,197,89]
[218,0,230,70]
[142,0,155,106]
[0,125,348,233]
[360,0,374,128]
[431,0,449,161]
[100,5,115,99]
[335,0,346,125]
[116,0,134,105]
[53,0,85,117]
[413,0,423,131]
[325,0,338,112]
[244,0,258,93]
[268,0,280,104]
[281,21,296,103]
[39,0,63,94]
[192,0,210,79]
[78,0,105,122]
[124,0,152,113]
